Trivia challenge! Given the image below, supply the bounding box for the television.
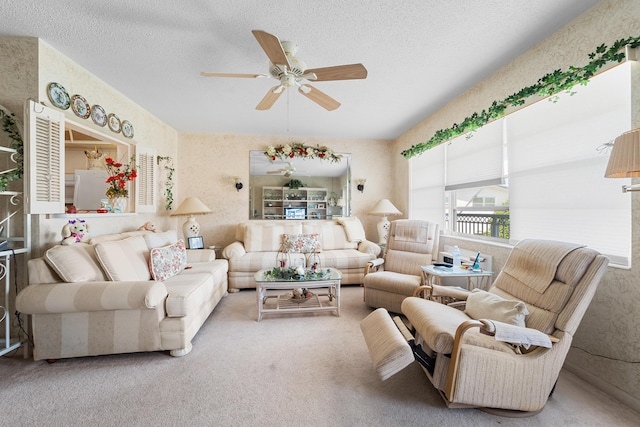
[284,207,306,219]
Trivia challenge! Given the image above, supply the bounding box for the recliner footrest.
[360,308,415,380]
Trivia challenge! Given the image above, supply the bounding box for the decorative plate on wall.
[47,83,71,110]
[107,113,121,133]
[122,120,134,138]
[91,105,107,127]
[71,94,91,119]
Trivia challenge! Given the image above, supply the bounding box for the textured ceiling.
[1,1,600,140]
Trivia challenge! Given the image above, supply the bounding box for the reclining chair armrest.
[413,283,471,304]
[445,319,559,401]
[365,258,385,275]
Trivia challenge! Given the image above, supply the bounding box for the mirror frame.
[249,150,351,220]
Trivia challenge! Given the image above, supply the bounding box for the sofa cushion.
[302,221,357,250]
[336,217,366,243]
[464,289,529,327]
[95,235,151,281]
[144,230,178,250]
[149,240,187,281]
[44,243,107,282]
[244,223,303,252]
[282,233,320,253]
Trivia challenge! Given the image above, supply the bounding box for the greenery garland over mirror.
[401,36,640,159]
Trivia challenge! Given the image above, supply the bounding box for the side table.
[421,265,494,292]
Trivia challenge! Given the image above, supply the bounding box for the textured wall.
[176,133,392,247]
[393,0,640,409]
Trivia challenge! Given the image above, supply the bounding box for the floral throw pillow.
[149,239,187,281]
[282,233,320,253]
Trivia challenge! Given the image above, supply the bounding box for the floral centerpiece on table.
[105,156,137,198]
[265,142,342,163]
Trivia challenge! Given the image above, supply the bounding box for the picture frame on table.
[187,236,204,249]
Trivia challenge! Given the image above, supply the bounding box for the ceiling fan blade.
[256,86,285,110]
[267,170,283,174]
[200,72,267,78]
[252,30,290,68]
[298,84,341,111]
[305,63,368,81]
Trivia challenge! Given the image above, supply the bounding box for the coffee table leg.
[256,284,263,321]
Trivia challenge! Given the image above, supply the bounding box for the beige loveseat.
[222,218,381,291]
[16,230,228,361]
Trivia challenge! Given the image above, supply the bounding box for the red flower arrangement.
[105,156,137,198]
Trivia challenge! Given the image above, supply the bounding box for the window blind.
[409,143,445,224]
[507,63,631,265]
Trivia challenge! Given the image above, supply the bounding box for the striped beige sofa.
[222,219,381,291]
[16,230,228,361]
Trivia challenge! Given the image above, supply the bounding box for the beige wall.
[177,133,392,246]
[394,0,640,409]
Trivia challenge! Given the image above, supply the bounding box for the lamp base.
[183,215,200,238]
[376,216,390,246]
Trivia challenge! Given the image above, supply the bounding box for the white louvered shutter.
[135,146,156,213]
[25,100,65,214]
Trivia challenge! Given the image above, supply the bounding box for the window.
[410,62,632,265]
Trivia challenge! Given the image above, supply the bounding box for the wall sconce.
[356,179,366,193]
[234,177,243,192]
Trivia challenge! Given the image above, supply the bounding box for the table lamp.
[171,197,212,238]
[369,199,402,245]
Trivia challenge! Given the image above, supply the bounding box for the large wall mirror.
[249,150,351,220]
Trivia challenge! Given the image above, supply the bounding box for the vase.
[109,197,128,213]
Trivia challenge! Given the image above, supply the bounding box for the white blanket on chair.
[480,319,553,350]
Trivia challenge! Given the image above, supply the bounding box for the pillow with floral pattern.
[282,233,320,253]
[149,239,187,281]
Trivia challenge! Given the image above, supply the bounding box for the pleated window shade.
[410,143,445,224]
[508,62,631,266]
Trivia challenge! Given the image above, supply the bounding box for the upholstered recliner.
[360,239,608,415]
[363,219,439,313]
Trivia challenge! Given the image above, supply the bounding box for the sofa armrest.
[358,240,381,257]
[222,241,246,259]
[16,280,168,315]
[186,249,216,263]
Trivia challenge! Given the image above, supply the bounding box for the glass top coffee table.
[254,268,342,321]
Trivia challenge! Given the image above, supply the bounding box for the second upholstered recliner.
[363,219,439,313]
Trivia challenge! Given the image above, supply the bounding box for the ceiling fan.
[200,30,367,111]
[267,162,297,177]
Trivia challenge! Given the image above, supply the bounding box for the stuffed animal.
[137,221,157,232]
[61,219,90,245]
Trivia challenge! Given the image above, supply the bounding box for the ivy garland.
[0,107,24,192]
[401,36,640,159]
[157,156,175,210]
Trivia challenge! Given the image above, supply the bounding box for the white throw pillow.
[143,230,178,250]
[464,289,529,327]
[336,217,366,242]
[44,243,107,282]
[94,235,151,281]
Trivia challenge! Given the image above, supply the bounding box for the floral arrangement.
[105,156,137,198]
[264,266,329,281]
[265,142,342,163]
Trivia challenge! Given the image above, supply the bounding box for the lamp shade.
[171,197,212,238]
[171,197,212,216]
[369,199,402,216]
[605,129,640,178]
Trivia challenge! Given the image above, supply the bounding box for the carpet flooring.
[1,285,638,426]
